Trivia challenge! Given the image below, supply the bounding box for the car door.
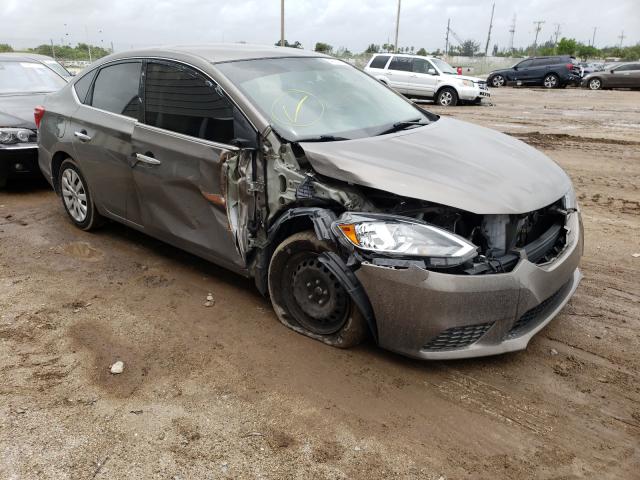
[512,59,534,84]
[130,60,257,270]
[406,58,438,97]
[612,63,640,87]
[70,61,142,220]
[385,56,412,93]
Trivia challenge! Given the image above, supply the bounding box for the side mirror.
[427,68,436,75]
[513,66,518,71]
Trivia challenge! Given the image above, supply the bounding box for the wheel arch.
[435,84,459,102]
[51,150,75,194]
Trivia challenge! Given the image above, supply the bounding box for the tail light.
[34,105,45,129]
[566,63,574,70]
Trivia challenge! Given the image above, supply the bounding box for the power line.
[484,2,495,56]
[532,20,545,53]
[618,30,625,48]
[508,14,516,53]
[553,23,561,45]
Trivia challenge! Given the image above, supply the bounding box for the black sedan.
[0,54,67,187]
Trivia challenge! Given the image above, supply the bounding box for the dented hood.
[299,117,571,214]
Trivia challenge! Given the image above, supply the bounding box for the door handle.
[135,152,161,165]
[74,130,92,142]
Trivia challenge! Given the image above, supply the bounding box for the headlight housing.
[333,213,478,267]
[563,185,578,211]
[460,79,474,87]
[0,127,36,145]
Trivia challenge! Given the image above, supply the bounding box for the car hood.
[456,74,485,82]
[299,117,572,214]
[0,93,48,129]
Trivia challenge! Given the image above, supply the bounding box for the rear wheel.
[543,74,560,89]
[436,87,458,106]
[268,231,367,348]
[490,74,505,87]
[588,78,602,90]
[58,160,103,231]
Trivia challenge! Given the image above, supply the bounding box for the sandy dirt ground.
[1,87,639,479]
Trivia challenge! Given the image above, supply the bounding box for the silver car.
[37,45,582,360]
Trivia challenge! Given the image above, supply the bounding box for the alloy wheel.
[492,75,505,87]
[589,79,601,90]
[544,75,558,88]
[61,168,88,222]
[439,91,453,106]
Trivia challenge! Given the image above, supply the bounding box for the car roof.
[0,52,57,62]
[104,44,327,64]
[372,53,439,60]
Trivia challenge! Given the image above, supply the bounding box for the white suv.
[364,54,490,106]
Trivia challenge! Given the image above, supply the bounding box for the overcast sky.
[4,0,639,53]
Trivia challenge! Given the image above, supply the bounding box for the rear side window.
[90,62,142,119]
[532,58,549,67]
[616,64,640,71]
[388,57,413,72]
[144,61,250,145]
[369,55,390,69]
[73,70,96,104]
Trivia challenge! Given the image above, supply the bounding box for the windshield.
[431,58,457,75]
[216,57,431,142]
[0,61,67,94]
[43,60,72,78]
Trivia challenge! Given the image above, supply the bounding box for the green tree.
[274,39,303,48]
[364,43,380,53]
[416,47,427,56]
[0,43,13,53]
[556,37,578,55]
[314,42,333,54]
[454,40,480,57]
[576,44,598,60]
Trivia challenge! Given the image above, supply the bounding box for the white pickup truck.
[364,53,490,106]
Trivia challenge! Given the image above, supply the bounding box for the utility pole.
[445,18,450,57]
[280,0,285,47]
[618,30,625,48]
[508,14,516,53]
[532,20,545,54]
[85,25,92,62]
[484,2,495,56]
[394,0,401,53]
[591,27,597,47]
[50,39,56,60]
[553,23,561,45]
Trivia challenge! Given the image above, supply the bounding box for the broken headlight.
[333,213,478,267]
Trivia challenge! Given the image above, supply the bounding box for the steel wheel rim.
[590,79,600,90]
[544,76,557,88]
[439,91,453,105]
[61,168,88,222]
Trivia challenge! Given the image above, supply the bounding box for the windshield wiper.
[377,119,428,136]
[296,135,349,142]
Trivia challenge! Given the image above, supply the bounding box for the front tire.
[490,74,505,87]
[588,78,602,90]
[268,231,367,348]
[436,87,458,106]
[58,160,103,231]
[543,74,560,89]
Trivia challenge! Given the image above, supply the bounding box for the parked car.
[577,61,604,77]
[364,53,490,106]
[38,45,582,360]
[0,54,68,187]
[582,62,640,90]
[0,52,73,80]
[487,55,581,88]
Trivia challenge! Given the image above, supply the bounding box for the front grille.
[423,322,494,352]
[507,283,568,338]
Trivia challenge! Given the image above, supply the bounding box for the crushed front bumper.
[458,84,491,102]
[0,144,41,181]
[355,212,583,360]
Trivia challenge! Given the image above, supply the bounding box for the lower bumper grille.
[423,322,494,352]
[507,283,569,338]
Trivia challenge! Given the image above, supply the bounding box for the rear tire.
[268,230,367,348]
[436,87,458,106]
[58,159,103,231]
[543,74,560,89]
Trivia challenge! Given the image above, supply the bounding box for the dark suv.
[488,56,581,89]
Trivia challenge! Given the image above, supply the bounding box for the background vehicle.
[0,54,67,187]
[0,52,73,80]
[582,62,640,90]
[488,55,581,88]
[578,61,604,76]
[364,53,489,106]
[38,45,580,360]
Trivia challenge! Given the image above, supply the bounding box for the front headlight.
[0,127,36,144]
[333,213,478,267]
[460,79,474,87]
[564,185,578,211]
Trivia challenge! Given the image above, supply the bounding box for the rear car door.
[385,56,413,93]
[70,61,142,220]
[406,58,438,97]
[613,63,640,87]
[130,60,256,270]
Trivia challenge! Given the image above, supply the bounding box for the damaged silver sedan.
[37,45,582,359]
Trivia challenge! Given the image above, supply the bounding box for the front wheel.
[436,87,458,106]
[268,231,367,348]
[58,160,103,231]
[543,74,560,89]
[588,78,602,90]
[490,74,505,87]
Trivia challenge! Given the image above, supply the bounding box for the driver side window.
[517,60,533,69]
[412,59,434,74]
